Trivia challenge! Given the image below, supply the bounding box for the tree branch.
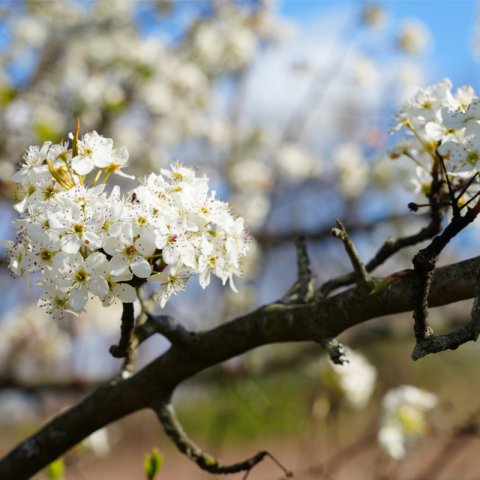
[331,219,369,282]
[155,401,292,477]
[109,302,136,377]
[1,255,480,479]
[137,313,196,347]
[320,206,443,297]
[411,201,480,356]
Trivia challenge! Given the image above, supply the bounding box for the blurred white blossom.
[396,19,431,55]
[0,390,38,425]
[378,385,437,460]
[319,347,377,410]
[360,4,388,29]
[333,143,369,198]
[276,143,320,181]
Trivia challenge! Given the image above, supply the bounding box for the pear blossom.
[151,265,192,308]
[52,252,110,312]
[319,347,377,410]
[378,385,437,460]
[391,79,480,199]
[4,131,249,319]
[99,256,137,307]
[396,19,430,55]
[71,131,114,176]
[11,141,52,184]
[103,223,155,279]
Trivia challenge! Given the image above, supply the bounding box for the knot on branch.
[321,337,348,365]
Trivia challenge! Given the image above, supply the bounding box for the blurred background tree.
[1,1,480,479]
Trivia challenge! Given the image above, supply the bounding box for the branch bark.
[1,255,479,479]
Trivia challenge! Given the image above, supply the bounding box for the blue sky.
[280,0,480,90]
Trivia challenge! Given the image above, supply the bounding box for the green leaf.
[369,279,389,295]
[44,458,65,480]
[369,269,415,295]
[144,448,164,480]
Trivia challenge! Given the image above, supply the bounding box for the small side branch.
[411,201,480,351]
[281,236,315,303]
[412,283,480,360]
[320,195,443,297]
[154,402,293,478]
[331,220,369,282]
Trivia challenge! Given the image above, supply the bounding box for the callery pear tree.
[2,78,480,478]
[2,2,480,479]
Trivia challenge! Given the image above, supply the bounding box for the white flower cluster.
[378,385,437,460]
[4,131,249,320]
[393,78,480,201]
[319,347,377,410]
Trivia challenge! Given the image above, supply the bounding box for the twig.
[437,150,459,217]
[455,171,478,205]
[411,199,480,358]
[281,236,315,303]
[412,274,480,360]
[321,160,446,298]
[320,211,443,296]
[155,402,293,477]
[331,220,369,282]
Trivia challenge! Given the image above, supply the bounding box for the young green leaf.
[144,448,164,480]
[44,458,65,480]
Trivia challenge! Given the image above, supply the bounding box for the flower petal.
[113,283,137,303]
[130,255,151,278]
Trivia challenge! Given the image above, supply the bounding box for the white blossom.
[378,385,437,460]
[319,347,377,410]
[396,19,430,55]
[391,79,480,199]
[4,132,249,318]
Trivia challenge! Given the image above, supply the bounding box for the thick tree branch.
[137,313,197,347]
[1,255,480,479]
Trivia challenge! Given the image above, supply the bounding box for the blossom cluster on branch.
[392,78,480,202]
[3,129,248,319]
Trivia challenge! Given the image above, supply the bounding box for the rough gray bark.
[0,255,479,479]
